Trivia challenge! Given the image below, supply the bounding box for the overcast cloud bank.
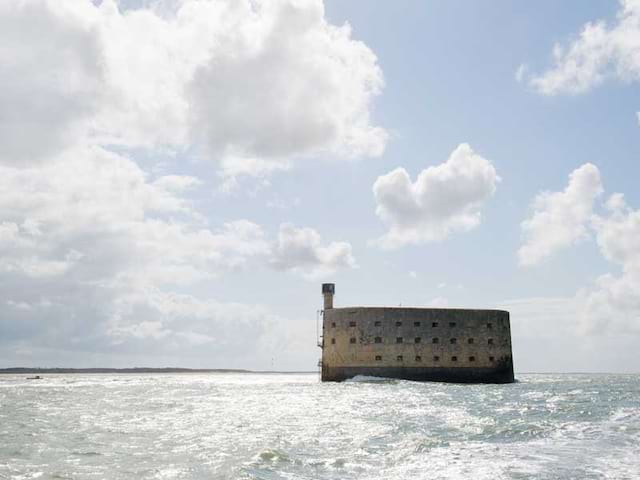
[0,0,372,368]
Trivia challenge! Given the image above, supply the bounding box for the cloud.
[0,0,372,366]
[270,223,356,280]
[188,0,388,177]
[372,143,499,249]
[0,146,262,287]
[515,63,528,83]
[517,166,640,335]
[0,145,268,310]
[496,295,640,373]
[528,0,640,95]
[0,0,105,165]
[0,146,352,366]
[105,289,287,364]
[518,163,603,266]
[583,193,640,334]
[0,0,386,182]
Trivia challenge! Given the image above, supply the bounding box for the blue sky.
[1,0,639,372]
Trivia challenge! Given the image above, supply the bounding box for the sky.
[1,0,639,373]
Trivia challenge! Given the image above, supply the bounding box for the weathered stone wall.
[321,307,514,383]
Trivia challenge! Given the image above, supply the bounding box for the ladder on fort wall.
[316,309,324,372]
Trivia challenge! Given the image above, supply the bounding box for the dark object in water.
[26,375,42,380]
[319,283,515,384]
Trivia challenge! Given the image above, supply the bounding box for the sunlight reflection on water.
[0,373,639,479]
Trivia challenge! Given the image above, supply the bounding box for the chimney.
[322,283,335,310]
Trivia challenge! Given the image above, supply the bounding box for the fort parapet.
[319,284,514,383]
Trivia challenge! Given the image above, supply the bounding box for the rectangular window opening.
[375,355,382,361]
[432,322,438,327]
[488,338,494,345]
[415,356,422,362]
[414,337,421,344]
[395,321,402,327]
[374,321,381,327]
[432,338,439,344]
[349,337,356,344]
[468,338,474,344]
[414,321,421,327]
[397,355,403,362]
[489,356,495,362]
[374,337,382,344]
[469,356,475,362]
[396,337,403,344]
[451,356,458,362]
[433,355,440,362]
[331,322,336,328]
[449,322,456,327]
[349,321,356,327]
[487,323,493,329]
[450,338,457,344]
[331,338,335,345]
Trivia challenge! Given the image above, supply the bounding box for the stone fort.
[319,283,514,383]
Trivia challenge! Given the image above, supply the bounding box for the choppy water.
[1,373,639,480]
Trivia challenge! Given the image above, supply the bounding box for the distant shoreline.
[0,367,315,375]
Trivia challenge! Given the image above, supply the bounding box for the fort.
[319,283,514,383]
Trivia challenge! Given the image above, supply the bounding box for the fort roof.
[328,306,510,314]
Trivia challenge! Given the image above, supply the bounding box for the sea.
[0,373,639,480]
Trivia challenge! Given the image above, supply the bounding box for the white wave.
[344,375,397,383]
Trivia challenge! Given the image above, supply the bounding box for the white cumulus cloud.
[583,193,640,333]
[518,163,603,266]
[528,0,640,95]
[0,0,386,182]
[188,0,387,173]
[517,166,640,335]
[372,143,499,249]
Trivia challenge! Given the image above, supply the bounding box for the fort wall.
[321,305,514,383]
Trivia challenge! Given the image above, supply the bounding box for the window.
[397,355,403,362]
[469,356,475,362]
[350,337,356,344]
[432,322,438,327]
[396,321,402,327]
[488,338,494,345]
[396,337,403,344]
[331,338,335,345]
[415,356,422,362]
[451,356,458,362]
[489,356,495,362]
[432,338,439,344]
[449,322,456,327]
[375,355,382,361]
[450,338,457,344]
[414,321,421,327]
[331,322,336,328]
[433,355,440,362]
[374,337,382,344]
[374,321,381,327]
[349,321,356,327]
[468,338,474,344]
[414,337,421,344]
[487,323,493,329]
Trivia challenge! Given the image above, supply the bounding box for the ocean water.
[0,373,639,480]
